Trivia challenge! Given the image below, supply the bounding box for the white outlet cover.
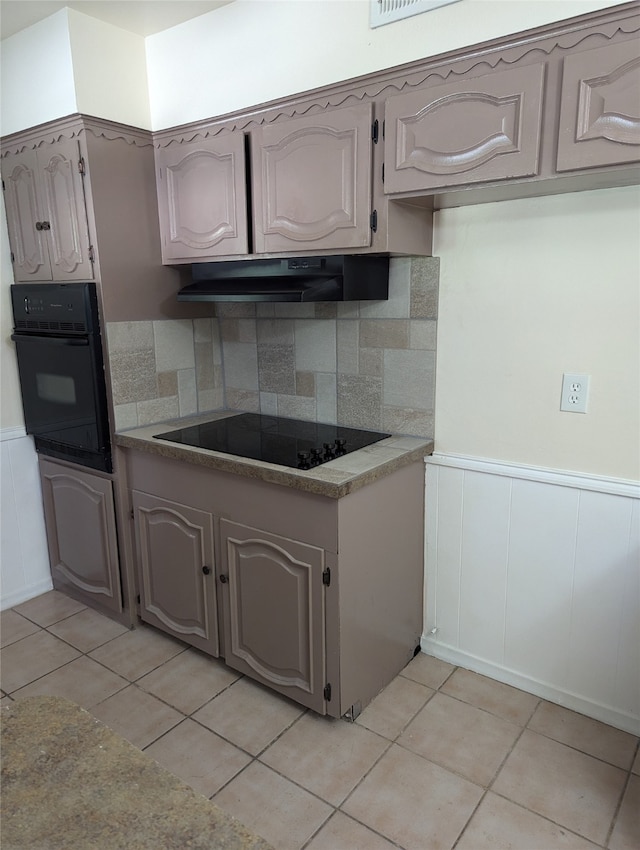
[560,373,590,413]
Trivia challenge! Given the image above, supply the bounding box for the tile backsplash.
[106,257,438,439]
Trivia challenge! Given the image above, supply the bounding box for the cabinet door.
[2,141,93,282]
[2,149,52,280]
[384,63,545,193]
[40,459,122,614]
[220,519,327,713]
[251,103,373,253]
[557,40,640,172]
[133,491,219,656]
[37,139,94,280]
[156,133,249,261]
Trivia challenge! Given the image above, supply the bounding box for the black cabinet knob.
[35,221,43,231]
[202,565,211,575]
[219,574,228,583]
[41,221,51,231]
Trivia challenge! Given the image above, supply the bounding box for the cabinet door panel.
[156,134,249,260]
[384,63,545,193]
[134,491,219,656]
[220,519,326,713]
[40,460,122,613]
[557,40,640,171]
[252,103,373,252]
[37,140,93,280]
[2,150,51,280]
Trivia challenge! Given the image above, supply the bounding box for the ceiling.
[0,0,234,41]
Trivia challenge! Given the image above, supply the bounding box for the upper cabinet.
[250,103,373,253]
[384,63,546,194]
[557,40,640,172]
[155,103,394,262]
[2,138,93,282]
[156,132,249,261]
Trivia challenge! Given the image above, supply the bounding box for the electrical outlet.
[560,373,590,413]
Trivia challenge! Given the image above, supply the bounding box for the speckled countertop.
[116,411,433,499]
[1,696,273,850]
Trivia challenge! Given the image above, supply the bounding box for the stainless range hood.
[177,254,389,303]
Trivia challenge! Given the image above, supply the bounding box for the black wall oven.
[11,282,112,473]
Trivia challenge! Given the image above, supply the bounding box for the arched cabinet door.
[219,518,327,713]
[251,103,373,253]
[557,39,640,172]
[384,63,545,193]
[39,459,122,614]
[155,132,249,261]
[2,139,93,282]
[133,491,219,656]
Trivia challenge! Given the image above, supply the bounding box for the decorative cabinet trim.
[1,114,153,158]
[151,4,640,147]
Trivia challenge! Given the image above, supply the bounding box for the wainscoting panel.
[423,454,640,734]
[0,428,52,610]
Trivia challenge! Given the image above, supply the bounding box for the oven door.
[11,332,112,471]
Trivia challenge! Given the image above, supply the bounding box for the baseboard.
[1,577,53,612]
[421,634,640,736]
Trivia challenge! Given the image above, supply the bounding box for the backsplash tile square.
[338,375,383,431]
[153,320,196,372]
[294,320,337,373]
[383,349,436,410]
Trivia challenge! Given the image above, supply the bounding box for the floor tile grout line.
[485,789,610,850]
[518,723,639,774]
[450,707,540,850]
[604,760,636,848]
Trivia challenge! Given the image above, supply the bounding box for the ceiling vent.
[370,0,460,28]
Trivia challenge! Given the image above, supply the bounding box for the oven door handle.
[11,334,89,346]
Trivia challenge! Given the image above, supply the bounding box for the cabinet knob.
[35,221,43,231]
[219,574,228,583]
[41,221,51,231]
[202,565,211,575]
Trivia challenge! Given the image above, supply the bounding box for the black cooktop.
[154,413,390,470]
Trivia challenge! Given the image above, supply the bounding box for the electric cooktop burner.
[154,413,390,470]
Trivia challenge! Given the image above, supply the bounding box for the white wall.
[145,0,621,130]
[433,187,640,481]
[67,9,151,130]
[0,195,23,430]
[0,10,76,137]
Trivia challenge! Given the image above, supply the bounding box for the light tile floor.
[1,590,638,850]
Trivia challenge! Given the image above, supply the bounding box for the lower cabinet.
[220,519,327,714]
[133,491,219,656]
[39,457,122,615]
[124,449,425,718]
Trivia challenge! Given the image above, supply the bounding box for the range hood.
[177,254,389,303]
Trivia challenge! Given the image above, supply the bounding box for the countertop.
[116,411,433,499]
[1,696,273,850]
